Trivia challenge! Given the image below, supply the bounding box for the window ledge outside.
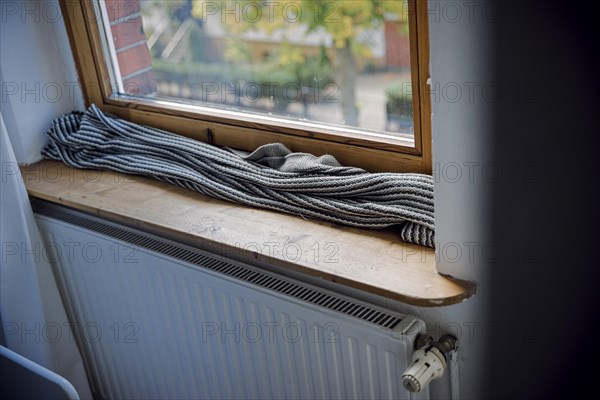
[21,161,476,307]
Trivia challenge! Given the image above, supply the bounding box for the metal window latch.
[402,334,458,393]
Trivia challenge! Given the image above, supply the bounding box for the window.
[62,0,431,173]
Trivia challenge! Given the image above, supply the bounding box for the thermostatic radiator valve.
[402,334,457,392]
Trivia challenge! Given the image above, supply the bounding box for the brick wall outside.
[105,0,156,96]
[384,20,411,69]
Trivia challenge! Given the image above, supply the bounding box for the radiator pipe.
[401,334,458,393]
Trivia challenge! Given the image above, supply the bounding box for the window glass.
[103,0,414,140]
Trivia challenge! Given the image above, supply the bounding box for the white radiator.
[33,200,430,400]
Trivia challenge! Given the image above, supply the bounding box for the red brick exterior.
[384,20,411,68]
[111,16,146,48]
[116,43,152,77]
[106,0,156,96]
[104,0,140,23]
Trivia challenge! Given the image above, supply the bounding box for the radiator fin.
[34,200,429,399]
[33,200,403,330]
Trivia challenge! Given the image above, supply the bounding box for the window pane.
[102,0,414,140]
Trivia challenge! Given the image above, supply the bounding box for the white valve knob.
[402,344,447,392]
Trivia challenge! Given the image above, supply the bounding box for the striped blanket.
[42,105,435,247]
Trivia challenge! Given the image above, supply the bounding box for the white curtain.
[0,111,92,398]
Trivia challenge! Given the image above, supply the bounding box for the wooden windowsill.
[21,161,476,307]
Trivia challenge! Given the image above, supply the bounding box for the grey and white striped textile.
[42,104,435,247]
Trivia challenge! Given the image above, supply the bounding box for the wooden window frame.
[61,0,432,173]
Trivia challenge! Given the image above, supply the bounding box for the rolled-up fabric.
[42,104,435,247]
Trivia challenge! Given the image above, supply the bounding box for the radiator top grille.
[32,200,403,330]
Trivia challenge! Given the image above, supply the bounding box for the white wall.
[405,2,493,397]
[1,0,84,164]
[1,1,492,398]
